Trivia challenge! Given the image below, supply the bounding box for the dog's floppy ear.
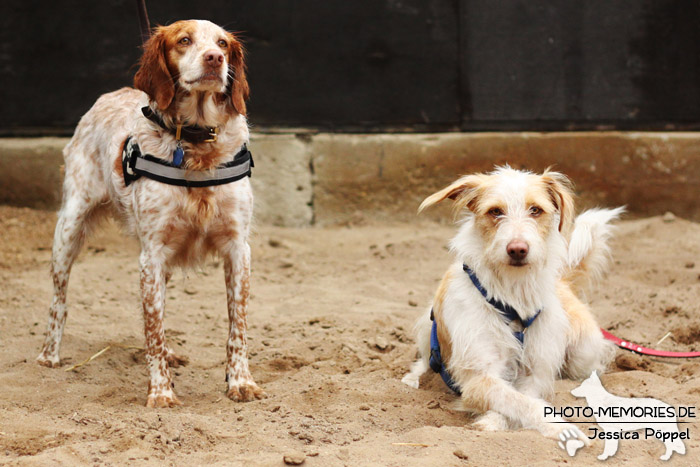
[134,27,175,110]
[225,33,250,116]
[418,175,484,214]
[543,169,575,235]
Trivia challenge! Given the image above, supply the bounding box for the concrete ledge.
[2,132,699,225]
[310,132,700,224]
[0,136,313,227]
[0,138,65,209]
[249,134,313,227]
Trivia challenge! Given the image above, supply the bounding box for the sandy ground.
[1,205,700,466]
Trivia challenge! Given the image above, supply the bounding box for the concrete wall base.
[1,132,698,225]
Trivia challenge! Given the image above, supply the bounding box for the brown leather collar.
[141,106,219,144]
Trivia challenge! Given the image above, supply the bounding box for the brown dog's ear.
[542,170,575,235]
[134,28,175,110]
[418,175,484,215]
[225,34,250,115]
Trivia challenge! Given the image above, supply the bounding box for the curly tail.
[565,207,625,295]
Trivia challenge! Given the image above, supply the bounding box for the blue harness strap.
[462,264,541,344]
[429,309,462,395]
[428,265,542,394]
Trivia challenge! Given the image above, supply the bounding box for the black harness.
[121,136,253,188]
[121,106,253,188]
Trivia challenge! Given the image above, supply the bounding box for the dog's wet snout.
[204,50,224,67]
[506,240,529,261]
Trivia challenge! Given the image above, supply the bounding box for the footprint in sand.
[558,429,585,457]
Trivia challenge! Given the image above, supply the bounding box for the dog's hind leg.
[559,284,616,380]
[401,309,432,388]
[401,358,428,389]
[564,328,615,381]
[37,166,105,367]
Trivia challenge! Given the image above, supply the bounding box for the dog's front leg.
[515,367,556,401]
[461,373,589,444]
[140,251,181,408]
[473,410,510,431]
[223,242,265,402]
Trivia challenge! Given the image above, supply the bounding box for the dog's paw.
[227,381,266,402]
[146,391,182,408]
[36,351,61,368]
[474,412,509,431]
[558,429,586,457]
[401,373,419,389]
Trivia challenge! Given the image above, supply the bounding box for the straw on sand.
[64,344,143,372]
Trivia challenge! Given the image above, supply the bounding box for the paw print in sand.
[558,429,585,457]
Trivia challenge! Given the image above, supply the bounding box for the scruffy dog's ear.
[225,33,250,116]
[542,170,575,235]
[418,175,485,215]
[134,27,175,110]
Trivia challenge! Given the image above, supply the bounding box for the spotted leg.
[162,270,188,368]
[140,251,181,408]
[224,242,264,401]
[37,197,93,367]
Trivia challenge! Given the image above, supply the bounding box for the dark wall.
[461,1,700,130]
[1,0,699,134]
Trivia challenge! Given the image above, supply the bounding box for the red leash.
[601,328,700,358]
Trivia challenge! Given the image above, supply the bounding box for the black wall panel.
[461,0,700,129]
[1,1,699,133]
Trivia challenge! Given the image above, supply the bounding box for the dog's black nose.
[507,240,529,261]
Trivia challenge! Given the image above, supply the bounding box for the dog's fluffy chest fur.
[434,261,572,382]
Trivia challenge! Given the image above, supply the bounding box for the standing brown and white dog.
[36,20,264,407]
[402,167,621,442]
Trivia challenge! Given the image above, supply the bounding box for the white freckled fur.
[36,20,263,407]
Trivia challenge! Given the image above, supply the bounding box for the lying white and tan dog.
[402,166,621,441]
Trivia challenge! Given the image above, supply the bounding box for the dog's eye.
[179,37,191,46]
[529,206,543,216]
[488,207,503,217]
[218,39,228,48]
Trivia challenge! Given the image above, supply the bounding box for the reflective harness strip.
[121,136,253,188]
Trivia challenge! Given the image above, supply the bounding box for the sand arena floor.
[1,205,699,466]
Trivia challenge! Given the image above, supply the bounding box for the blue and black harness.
[121,107,254,188]
[428,264,542,395]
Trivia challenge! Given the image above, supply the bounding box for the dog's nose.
[204,50,224,67]
[506,240,529,261]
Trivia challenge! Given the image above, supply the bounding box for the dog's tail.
[565,207,625,294]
